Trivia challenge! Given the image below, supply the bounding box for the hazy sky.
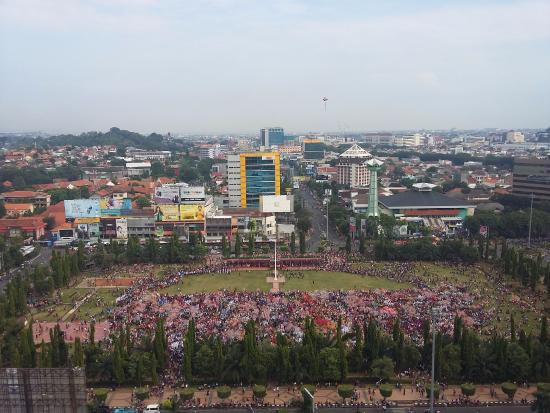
[1,0,549,134]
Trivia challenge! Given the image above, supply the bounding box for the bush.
[426,384,440,400]
[501,382,518,400]
[379,384,393,400]
[537,383,550,392]
[253,384,267,399]
[161,399,174,410]
[93,388,109,404]
[217,385,231,400]
[180,387,196,401]
[135,387,150,401]
[337,384,354,401]
[302,384,316,395]
[461,383,476,398]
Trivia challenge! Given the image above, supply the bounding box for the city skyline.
[1,0,549,134]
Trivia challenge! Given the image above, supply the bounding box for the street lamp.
[302,387,314,413]
[430,307,440,413]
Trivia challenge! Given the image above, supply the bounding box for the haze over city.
[1,0,550,134]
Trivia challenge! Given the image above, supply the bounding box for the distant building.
[198,144,221,160]
[336,144,373,188]
[0,217,46,239]
[302,138,325,160]
[362,133,394,145]
[512,157,550,201]
[4,203,34,217]
[227,152,281,208]
[394,133,424,147]
[506,131,525,143]
[260,127,285,146]
[126,149,171,161]
[379,183,475,235]
[0,190,51,209]
[125,161,151,177]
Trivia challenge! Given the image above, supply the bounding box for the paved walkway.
[105,384,537,408]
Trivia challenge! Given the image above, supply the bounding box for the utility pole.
[326,200,329,245]
[528,192,534,249]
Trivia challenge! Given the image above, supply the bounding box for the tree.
[180,387,196,401]
[253,384,267,400]
[461,383,476,399]
[290,232,296,255]
[501,382,518,400]
[337,384,354,402]
[345,234,352,254]
[371,357,394,381]
[221,234,230,258]
[299,231,306,254]
[379,384,393,401]
[247,233,255,255]
[234,233,241,257]
[359,233,365,254]
[216,385,231,401]
[532,390,550,413]
[135,196,151,209]
[194,343,214,378]
[319,348,340,382]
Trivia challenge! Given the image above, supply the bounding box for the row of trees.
[8,313,549,388]
[503,247,550,293]
[0,248,84,368]
[94,234,208,268]
[374,238,479,263]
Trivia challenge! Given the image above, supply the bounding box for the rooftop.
[379,190,473,209]
[339,144,372,159]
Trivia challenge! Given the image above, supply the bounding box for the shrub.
[461,383,476,398]
[379,384,393,400]
[217,385,231,400]
[253,384,267,399]
[93,388,109,404]
[537,383,550,392]
[135,387,150,401]
[180,387,196,401]
[161,399,174,410]
[501,382,518,400]
[302,384,316,395]
[337,384,354,401]
[426,384,440,400]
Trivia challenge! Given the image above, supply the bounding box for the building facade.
[512,157,550,201]
[260,127,285,146]
[227,152,281,208]
[303,138,325,160]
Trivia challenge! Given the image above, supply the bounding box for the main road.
[299,185,345,252]
[0,246,52,292]
[184,406,531,413]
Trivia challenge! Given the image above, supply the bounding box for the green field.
[159,270,409,295]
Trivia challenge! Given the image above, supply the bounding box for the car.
[113,408,137,413]
[143,404,160,413]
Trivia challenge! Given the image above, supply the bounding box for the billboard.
[74,217,100,224]
[180,186,205,202]
[116,218,128,239]
[260,195,294,213]
[64,199,100,219]
[179,204,205,221]
[154,205,180,222]
[100,197,132,217]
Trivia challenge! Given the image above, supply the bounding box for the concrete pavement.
[0,246,52,291]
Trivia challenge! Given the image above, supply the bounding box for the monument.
[366,158,384,217]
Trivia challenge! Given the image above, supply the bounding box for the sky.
[0,0,549,135]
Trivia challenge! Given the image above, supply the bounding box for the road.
[181,406,532,413]
[299,186,345,252]
[0,246,52,292]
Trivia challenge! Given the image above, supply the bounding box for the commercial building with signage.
[228,152,281,208]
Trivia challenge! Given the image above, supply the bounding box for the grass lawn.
[73,289,121,320]
[282,271,410,291]
[30,304,73,322]
[159,270,409,295]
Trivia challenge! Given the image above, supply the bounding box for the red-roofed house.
[0,217,46,239]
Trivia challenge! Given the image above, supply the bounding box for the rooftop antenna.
[322,97,328,112]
